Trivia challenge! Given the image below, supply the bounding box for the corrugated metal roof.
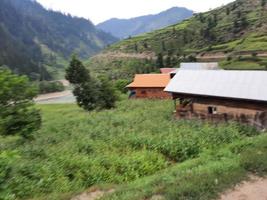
[165,70,267,102]
[127,74,171,88]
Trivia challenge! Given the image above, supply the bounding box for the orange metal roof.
[160,68,177,74]
[127,74,171,88]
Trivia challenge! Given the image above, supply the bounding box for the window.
[208,106,217,114]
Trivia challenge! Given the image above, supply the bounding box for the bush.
[38,81,65,94]
[240,136,267,174]
[114,79,130,94]
[0,68,41,138]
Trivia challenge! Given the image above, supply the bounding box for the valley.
[1,0,267,199]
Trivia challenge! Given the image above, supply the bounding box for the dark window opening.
[208,106,217,114]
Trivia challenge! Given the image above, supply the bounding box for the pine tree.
[65,55,90,85]
[97,76,117,109]
[65,56,116,111]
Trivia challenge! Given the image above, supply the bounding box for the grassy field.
[0,99,267,200]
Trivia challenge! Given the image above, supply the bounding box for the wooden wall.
[132,87,171,99]
[173,94,267,130]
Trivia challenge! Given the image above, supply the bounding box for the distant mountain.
[97,7,194,39]
[0,0,117,80]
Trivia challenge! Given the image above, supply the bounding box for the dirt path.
[71,189,114,200]
[35,90,72,102]
[219,176,267,200]
[197,51,267,61]
[94,52,156,60]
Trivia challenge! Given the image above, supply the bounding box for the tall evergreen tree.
[97,76,117,109]
[66,56,116,111]
[65,55,90,85]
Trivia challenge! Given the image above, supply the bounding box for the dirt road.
[219,176,267,200]
[35,90,75,104]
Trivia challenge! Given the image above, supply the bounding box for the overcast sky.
[36,0,235,24]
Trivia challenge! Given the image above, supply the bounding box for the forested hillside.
[97,7,193,39]
[0,0,117,80]
[89,0,267,79]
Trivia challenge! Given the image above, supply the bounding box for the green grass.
[102,134,267,200]
[0,99,266,200]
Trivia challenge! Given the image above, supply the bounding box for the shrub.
[240,136,267,174]
[115,79,130,94]
[38,81,65,94]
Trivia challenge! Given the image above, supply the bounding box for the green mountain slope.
[88,0,267,79]
[0,0,117,80]
[97,7,193,39]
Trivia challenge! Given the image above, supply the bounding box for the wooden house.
[165,70,267,130]
[127,74,171,99]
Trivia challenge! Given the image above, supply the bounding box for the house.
[127,74,171,99]
[165,70,267,129]
[160,68,177,74]
[170,62,220,78]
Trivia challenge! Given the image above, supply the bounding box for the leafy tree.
[198,13,205,23]
[187,55,197,62]
[161,41,166,51]
[156,53,164,68]
[240,16,248,28]
[134,43,138,52]
[262,0,266,7]
[171,57,178,67]
[213,13,218,24]
[143,42,148,49]
[232,3,237,11]
[165,51,173,67]
[0,68,41,138]
[237,10,242,18]
[226,7,230,15]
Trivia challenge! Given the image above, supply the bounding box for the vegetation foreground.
[1,99,267,200]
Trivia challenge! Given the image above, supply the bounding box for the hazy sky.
[36,0,235,24]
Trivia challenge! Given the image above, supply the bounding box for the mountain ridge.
[0,0,118,80]
[88,0,267,79]
[97,7,194,39]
